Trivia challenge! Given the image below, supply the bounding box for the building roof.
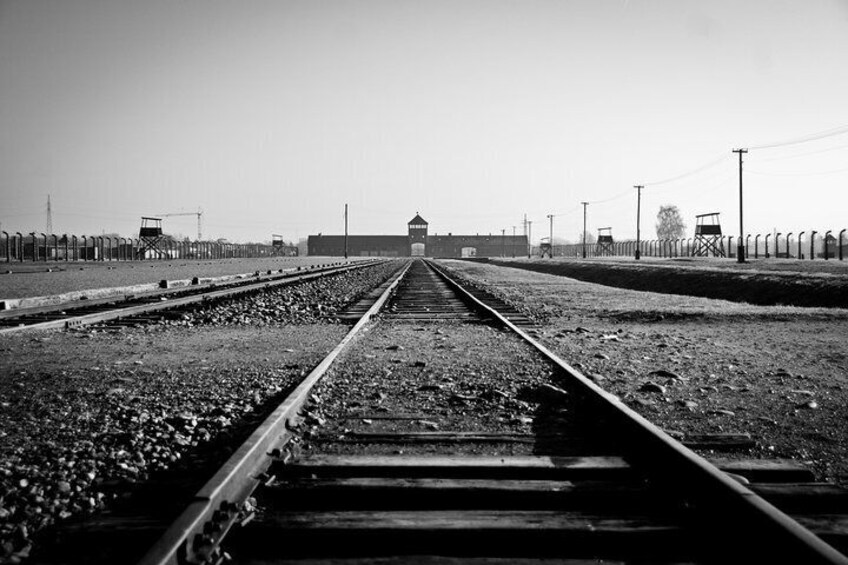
[408,214,428,225]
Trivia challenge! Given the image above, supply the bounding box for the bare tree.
[577,231,596,244]
[655,205,686,240]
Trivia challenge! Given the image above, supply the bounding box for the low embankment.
[488,258,848,308]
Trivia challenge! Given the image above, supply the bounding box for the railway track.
[0,261,381,334]
[105,258,848,565]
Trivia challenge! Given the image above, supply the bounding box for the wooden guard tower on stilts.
[271,234,285,256]
[692,213,725,257]
[137,217,166,259]
[596,227,614,256]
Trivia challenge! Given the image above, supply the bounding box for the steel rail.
[0,261,384,336]
[427,259,848,564]
[137,260,412,565]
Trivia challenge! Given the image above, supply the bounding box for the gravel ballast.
[2,256,847,562]
[0,326,346,563]
[0,261,403,563]
[440,259,848,487]
[302,321,587,458]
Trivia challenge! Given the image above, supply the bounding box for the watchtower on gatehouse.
[408,213,428,256]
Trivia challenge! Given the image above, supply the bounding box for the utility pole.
[46,195,53,234]
[501,228,505,257]
[733,148,748,263]
[527,221,532,258]
[581,202,588,259]
[634,186,643,260]
[344,203,348,259]
[512,226,516,257]
[547,214,554,257]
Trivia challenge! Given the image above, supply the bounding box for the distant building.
[307,214,527,258]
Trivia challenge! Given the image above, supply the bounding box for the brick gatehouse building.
[307,214,528,258]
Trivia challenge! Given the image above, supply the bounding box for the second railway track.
[0,261,380,334]
[40,258,848,564]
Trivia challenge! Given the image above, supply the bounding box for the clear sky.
[2,0,847,244]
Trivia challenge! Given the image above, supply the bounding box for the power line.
[747,165,848,177]
[643,152,730,187]
[551,204,582,218]
[586,188,632,205]
[751,142,848,163]
[747,123,848,150]
[645,169,737,198]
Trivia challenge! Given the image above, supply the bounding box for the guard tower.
[137,217,166,259]
[272,234,285,256]
[692,213,725,257]
[408,213,428,257]
[596,227,614,256]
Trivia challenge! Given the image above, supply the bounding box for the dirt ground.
[440,259,848,487]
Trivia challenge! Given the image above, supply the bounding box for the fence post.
[825,230,832,260]
[810,230,817,260]
[840,229,846,261]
